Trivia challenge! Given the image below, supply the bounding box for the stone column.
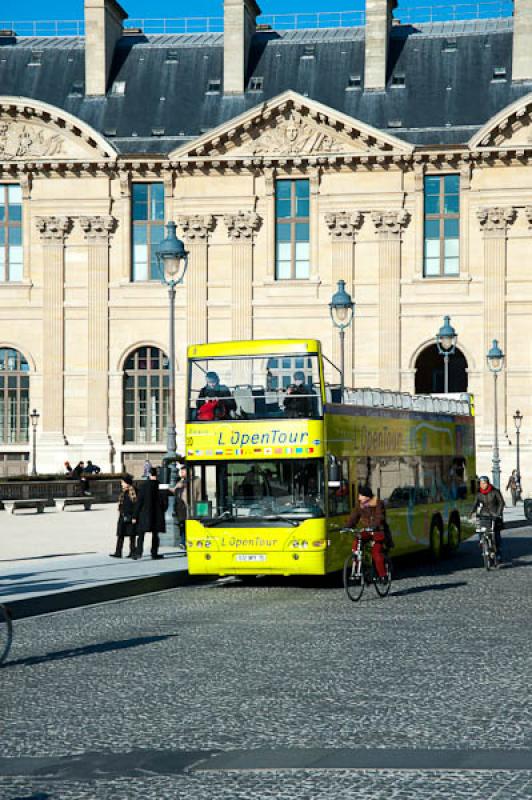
[477,206,516,440]
[179,215,215,346]
[80,215,116,466]
[325,211,363,387]
[371,210,410,390]
[35,216,72,458]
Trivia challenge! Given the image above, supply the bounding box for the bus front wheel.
[429,519,443,561]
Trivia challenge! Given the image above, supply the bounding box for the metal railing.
[337,387,473,416]
[0,1,513,38]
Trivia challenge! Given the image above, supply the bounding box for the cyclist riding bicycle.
[470,474,505,564]
[346,485,388,580]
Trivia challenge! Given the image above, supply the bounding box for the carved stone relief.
[371,210,410,238]
[0,121,66,160]
[325,211,363,241]
[80,215,117,240]
[477,206,517,235]
[224,211,262,241]
[35,216,72,241]
[178,215,216,242]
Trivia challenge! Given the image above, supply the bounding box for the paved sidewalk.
[0,503,191,615]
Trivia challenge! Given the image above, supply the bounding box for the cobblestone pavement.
[1,526,532,799]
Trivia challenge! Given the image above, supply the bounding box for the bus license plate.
[235,554,267,562]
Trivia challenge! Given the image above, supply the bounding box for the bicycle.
[476,515,499,570]
[341,527,392,602]
[0,603,13,665]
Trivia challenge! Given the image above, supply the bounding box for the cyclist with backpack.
[345,485,392,580]
[470,475,505,564]
[196,371,236,420]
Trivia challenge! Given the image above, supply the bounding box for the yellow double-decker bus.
[184,339,476,576]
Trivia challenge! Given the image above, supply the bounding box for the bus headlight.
[204,540,212,548]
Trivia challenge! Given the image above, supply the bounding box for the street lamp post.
[156,221,189,493]
[487,339,505,490]
[435,315,458,394]
[513,409,523,501]
[329,280,355,399]
[29,408,40,477]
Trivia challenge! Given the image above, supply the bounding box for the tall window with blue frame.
[275,179,310,279]
[0,185,23,282]
[132,183,165,281]
[424,175,460,277]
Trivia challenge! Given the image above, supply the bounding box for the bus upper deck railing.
[330,387,473,416]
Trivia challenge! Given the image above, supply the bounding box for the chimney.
[84,0,127,96]
[513,0,532,81]
[223,0,261,94]
[364,0,397,91]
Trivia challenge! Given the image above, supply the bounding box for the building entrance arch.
[414,344,468,394]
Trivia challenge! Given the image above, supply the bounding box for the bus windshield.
[193,459,325,523]
[188,354,322,421]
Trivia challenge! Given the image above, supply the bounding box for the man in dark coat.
[132,467,168,559]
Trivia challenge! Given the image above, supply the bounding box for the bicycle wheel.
[343,553,365,602]
[481,538,492,571]
[0,604,13,665]
[373,555,392,598]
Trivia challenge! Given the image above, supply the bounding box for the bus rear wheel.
[429,519,443,561]
[447,517,461,555]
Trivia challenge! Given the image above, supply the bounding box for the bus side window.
[328,457,350,516]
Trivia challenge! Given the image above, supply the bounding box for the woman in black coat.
[132,468,168,559]
[110,475,138,558]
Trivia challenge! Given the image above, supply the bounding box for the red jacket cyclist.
[346,485,387,579]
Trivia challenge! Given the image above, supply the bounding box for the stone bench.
[3,499,56,514]
[55,497,95,511]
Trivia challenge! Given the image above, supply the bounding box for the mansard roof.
[0,17,531,155]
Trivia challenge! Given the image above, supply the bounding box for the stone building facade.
[1,0,532,479]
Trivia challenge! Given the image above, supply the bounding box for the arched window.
[123,346,169,443]
[415,344,468,394]
[0,348,30,443]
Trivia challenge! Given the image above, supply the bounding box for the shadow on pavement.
[3,634,176,668]
[0,552,96,563]
[391,580,468,598]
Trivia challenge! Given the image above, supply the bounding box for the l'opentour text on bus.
[184,339,476,576]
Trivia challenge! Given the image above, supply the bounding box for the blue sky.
[1,0,513,24]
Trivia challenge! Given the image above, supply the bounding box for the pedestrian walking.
[173,465,201,549]
[110,475,137,558]
[142,459,152,479]
[70,461,90,495]
[85,460,101,475]
[506,470,520,506]
[132,467,168,559]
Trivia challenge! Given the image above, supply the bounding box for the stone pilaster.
[224,211,261,343]
[118,169,131,282]
[477,206,516,437]
[35,215,72,447]
[371,210,410,390]
[80,215,116,460]
[179,215,215,346]
[325,211,363,386]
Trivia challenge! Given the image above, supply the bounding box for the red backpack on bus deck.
[197,400,218,421]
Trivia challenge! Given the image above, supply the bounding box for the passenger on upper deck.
[283,371,315,418]
[197,371,237,420]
